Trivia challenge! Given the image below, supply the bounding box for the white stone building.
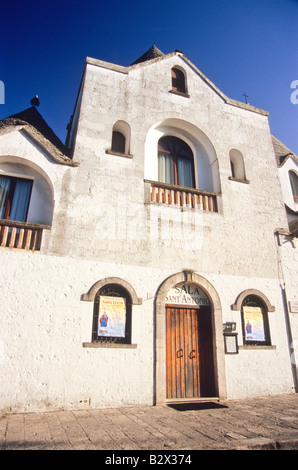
[0,46,297,413]
[274,136,298,383]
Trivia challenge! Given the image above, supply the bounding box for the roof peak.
[0,106,67,155]
[130,45,164,65]
[272,134,297,166]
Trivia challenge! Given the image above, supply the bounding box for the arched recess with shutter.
[171,66,187,95]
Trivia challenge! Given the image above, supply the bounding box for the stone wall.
[0,52,296,412]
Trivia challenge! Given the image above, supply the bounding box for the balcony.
[145,180,219,212]
[0,219,51,252]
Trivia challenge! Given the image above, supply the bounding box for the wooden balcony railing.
[146,180,218,212]
[0,219,51,252]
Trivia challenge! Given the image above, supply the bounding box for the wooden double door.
[166,306,216,400]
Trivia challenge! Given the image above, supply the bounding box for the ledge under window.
[105,149,133,159]
[228,176,250,184]
[169,90,190,98]
[83,342,137,349]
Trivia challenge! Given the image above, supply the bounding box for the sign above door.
[165,283,210,307]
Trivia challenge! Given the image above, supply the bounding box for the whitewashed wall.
[0,248,294,412]
[0,52,296,412]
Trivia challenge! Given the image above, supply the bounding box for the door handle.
[189,350,196,359]
[177,349,183,358]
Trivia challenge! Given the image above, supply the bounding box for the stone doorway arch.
[155,271,227,404]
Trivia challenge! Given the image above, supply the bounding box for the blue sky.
[1,0,298,153]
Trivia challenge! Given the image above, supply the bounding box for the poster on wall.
[243,306,265,342]
[98,296,126,338]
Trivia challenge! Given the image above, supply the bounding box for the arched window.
[289,170,298,202]
[241,295,271,346]
[158,136,195,188]
[0,162,54,226]
[171,67,187,94]
[92,283,132,344]
[0,162,54,251]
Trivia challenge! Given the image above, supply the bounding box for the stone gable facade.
[0,47,297,412]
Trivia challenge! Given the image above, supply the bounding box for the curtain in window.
[177,157,193,187]
[9,180,32,222]
[158,136,194,188]
[158,153,173,184]
[0,177,11,219]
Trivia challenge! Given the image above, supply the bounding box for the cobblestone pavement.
[0,394,298,451]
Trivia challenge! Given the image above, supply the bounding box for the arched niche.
[229,149,246,181]
[111,120,131,155]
